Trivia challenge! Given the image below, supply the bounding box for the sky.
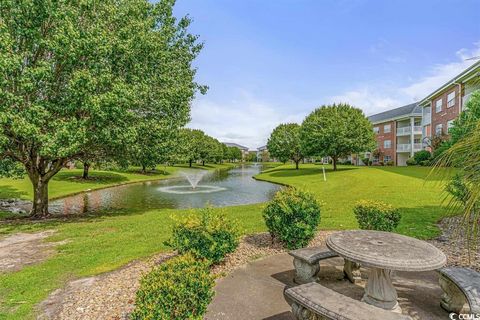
[173,0,480,149]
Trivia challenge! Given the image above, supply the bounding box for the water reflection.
[50,165,280,215]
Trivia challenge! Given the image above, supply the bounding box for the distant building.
[222,142,250,160]
[420,61,480,146]
[256,145,268,162]
[368,102,423,166]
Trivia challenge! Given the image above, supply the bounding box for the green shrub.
[354,200,401,232]
[362,157,371,166]
[263,187,321,249]
[385,160,394,166]
[131,254,215,320]
[414,150,431,163]
[406,157,417,166]
[420,160,431,166]
[165,208,239,264]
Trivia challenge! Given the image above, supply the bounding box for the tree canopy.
[300,104,375,170]
[0,0,204,217]
[267,123,303,169]
[450,90,480,144]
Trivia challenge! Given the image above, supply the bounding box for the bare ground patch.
[0,230,62,273]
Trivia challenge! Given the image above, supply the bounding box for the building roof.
[420,60,480,106]
[368,102,422,124]
[257,145,267,151]
[222,142,249,150]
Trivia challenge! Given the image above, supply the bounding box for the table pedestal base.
[362,268,401,313]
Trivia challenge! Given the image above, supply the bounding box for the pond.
[49,164,280,214]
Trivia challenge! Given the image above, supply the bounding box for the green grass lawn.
[256,164,455,239]
[0,163,454,319]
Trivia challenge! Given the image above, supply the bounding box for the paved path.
[206,250,450,320]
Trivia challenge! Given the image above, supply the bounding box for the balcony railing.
[397,144,410,152]
[397,127,411,135]
[397,126,422,135]
[397,143,423,152]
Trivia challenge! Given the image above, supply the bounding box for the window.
[447,120,454,133]
[384,124,391,133]
[435,123,443,135]
[447,91,456,108]
[373,127,379,134]
[414,119,421,126]
[435,98,443,113]
[384,155,391,162]
[414,138,421,144]
[384,140,391,149]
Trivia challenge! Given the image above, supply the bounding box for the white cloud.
[401,43,480,100]
[330,42,480,115]
[328,88,403,115]
[188,91,306,149]
[190,42,480,148]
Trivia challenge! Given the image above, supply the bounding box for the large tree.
[226,146,242,162]
[267,123,303,169]
[300,104,375,171]
[183,129,206,167]
[0,0,204,217]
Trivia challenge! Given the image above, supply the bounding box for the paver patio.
[206,248,451,320]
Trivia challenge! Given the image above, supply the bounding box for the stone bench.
[439,267,480,314]
[289,247,360,284]
[284,282,412,320]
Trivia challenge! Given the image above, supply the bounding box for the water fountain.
[181,171,206,189]
[158,170,226,194]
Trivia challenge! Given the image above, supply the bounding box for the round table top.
[326,230,447,272]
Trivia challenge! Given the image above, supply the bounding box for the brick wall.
[373,120,396,164]
[430,85,462,135]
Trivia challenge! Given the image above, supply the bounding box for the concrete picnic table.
[326,230,447,313]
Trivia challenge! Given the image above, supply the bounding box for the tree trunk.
[189,159,192,167]
[141,164,146,173]
[30,177,50,218]
[295,160,299,170]
[82,162,90,179]
[332,157,338,171]
[202,160,205,166]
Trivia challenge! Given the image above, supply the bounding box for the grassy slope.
[256,164,454,239]
[0,163,452,319]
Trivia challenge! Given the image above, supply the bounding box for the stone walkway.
[206,251,450,320]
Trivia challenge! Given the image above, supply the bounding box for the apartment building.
[223,142,250,160]
[368,103,423,166]
[420,61,480,144]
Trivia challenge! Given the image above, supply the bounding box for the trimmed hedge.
[406,157,417,166]
[414,150,431,164]
[165,208,239,264]
[263,187,321,249]
[131,254,215,320]
[354,200,401,232]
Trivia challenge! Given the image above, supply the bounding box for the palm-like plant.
[435,121,480,252]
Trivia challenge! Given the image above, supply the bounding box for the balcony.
[413,143,422,150]
[397,144,410,152]
[397,127,410,136]
[396,126,422,136]
[397,143,423,153]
